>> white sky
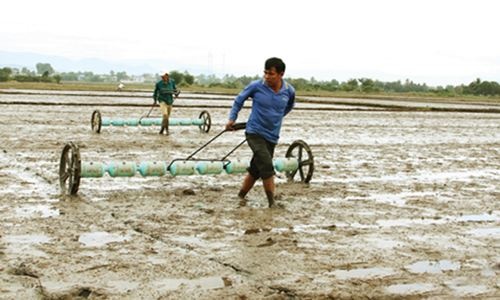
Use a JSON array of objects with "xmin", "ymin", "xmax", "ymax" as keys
[{"xmin": 1, "ymin": 0, "xmax": 499, "ymax": 86}]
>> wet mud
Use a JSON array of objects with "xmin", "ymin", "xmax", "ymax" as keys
[{"xmin": 0, "ymin": 91, "xmax": 499, "ymax": 299}]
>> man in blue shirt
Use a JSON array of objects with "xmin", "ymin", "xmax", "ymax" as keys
[{"xmin": 226, "ymin": 57, "xmax": 295, "ymax": 208}]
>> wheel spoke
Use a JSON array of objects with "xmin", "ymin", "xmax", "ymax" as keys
[
  {"xmin": 298, "ymin": 166, "xmax": 305, "ymax": 181},
  {"xmin": 300, "ymin": 158, "xmax": 313, "ymax": 166},
  {"xmin": 61, "ymin": 171, "xmax": 69, "ymax": 182}
]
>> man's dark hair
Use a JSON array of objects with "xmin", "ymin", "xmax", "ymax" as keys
[{"xmin": 265, "ymin": 57, "xmax": 286, "ymax": 73}]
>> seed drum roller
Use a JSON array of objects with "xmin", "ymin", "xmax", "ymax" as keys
[
  {"xmin": 91, "ymin": 109, "xmax": 212, "ymax": 134},
  {"xmin": 60, "ymin": 123, "xmax": 314, "ymax": 195}
]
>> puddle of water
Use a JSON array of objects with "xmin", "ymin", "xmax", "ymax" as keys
[
  {"xmin": 296, "ymin": 238, "xmax": 334, "ymax": 250},
  {"xmin": 270, "ymin": 224, "xmax": 339, "ymax": 235},
  {"xmin": 480, "ymin": 268, "xmax": 496, "ymax": 277},
  {"xmin": 43, "ymin": 278, "xmax": 140, "ymax": 294},
  {"xmin": 369, "ymin": 193, "xmax": 406, "ymax": 206},
  {"xmin": 152, "ymin": 276, "xmax": 225, "ymax": 292},
  {"xmin": 78, "ymin": 231, "xmax": 130, "ymax": 247},
  {"xmin": 445, "ymin": 279, "xmax": 492, "ymax": 296},
  {"xmin": 385, "ymin": 283, "xmax": 436, "ymax": 295},
  {"xmin": 466, "ymin": 227, "xmax": 500, "ymax": 237},
  {"xmin": 457, "ymin": 213, "xmax": 499, "ymax": 222},
  {"xmin": 376, "ymin": 218, "xmax": 446, "ymax": 227},
  {"xmin": 320, "ymin": 197, "xmax": 343, "ymax": 203},
  {"xmin": 3, "ymin": 234, "xmax": 51, "ymax": 257},
  {"xmin": 292, "ymin": 224, "xmax": 331, "ymax": 234},
  {"xmin": 334, "ymin": 222, "xmax": 375, "ymax": 229},
  {"xmin": 328, "ymin": 267, "xmax": 396, "ymax": 280},
  {"xmin": 14, "ymin": 204, "xmax": 59, "ymax": 218},
  {"xmin": 406, "ymin": 260, "xmax": 460, "ymax": 274},
  {"xmin": 375, "ymin": 213, "xmax": 498, "ymax": 229},
  {"xmin": 331, "ymin": 169, "xmax": 499, "ymax": 185},
  {"xmin": 3, "ymin": 234, "xmax": 51, "ymax": 244}
]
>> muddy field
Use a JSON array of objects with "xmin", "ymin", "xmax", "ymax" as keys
[{"xmin": 0, "ymin": 90, "xmax": 499, "ymax": 299}]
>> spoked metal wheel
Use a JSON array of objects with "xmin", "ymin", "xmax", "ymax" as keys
[
  {"xmin": 91, "ymin": 110, "xmax": 102, "ymax": 133},
  {"xmin": 199, "ymin": 110, "xmax": 211, "ymax": 133},
  {"xmin": 285, "ymin": 140, "xmax": 314, "ymax": 183},
  {"xmin": 59, "ymin": 142, "xmax": 81, "ymax": 195}
]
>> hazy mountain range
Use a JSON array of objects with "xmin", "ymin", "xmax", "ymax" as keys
[{"xmin": 0, "ymin": 51, "xmax": 208, "ymax": 75}]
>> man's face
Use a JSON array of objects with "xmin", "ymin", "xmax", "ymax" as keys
[
  {"xmin": 264, "ymin": 67, "xmax": 283, "ymax": 88},
  {"xmin": 162, "ymin": 74, "xmax": 169, "ymax": 81}
]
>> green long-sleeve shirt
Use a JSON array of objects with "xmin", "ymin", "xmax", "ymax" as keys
[{"xmin": 153, "ymin": 79, "xmax": 177, "ymax": 105}]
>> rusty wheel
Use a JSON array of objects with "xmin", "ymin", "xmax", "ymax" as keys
[
  {"xmin": 285, "ymin": 140, "xmax": 314, "ymax": 183},
  {"xmin": 91, "ymin": 110, "xmax": 102, "ymax": 133},
  {"xmin": 199, "ymin": 110, "xmax": 211, "ymax": 133},
  {"xmin": 59, "ymin": 142, "xmax": 81, "ymax": 195}
]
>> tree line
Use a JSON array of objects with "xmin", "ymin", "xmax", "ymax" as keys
[{"xmin": 1, "ymin": 63, "xmax": 499, "ymax": 96}]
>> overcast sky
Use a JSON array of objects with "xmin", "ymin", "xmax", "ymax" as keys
[{"xmin": 1, "ymin": 0, "xmax": 499, "ymax": 86}]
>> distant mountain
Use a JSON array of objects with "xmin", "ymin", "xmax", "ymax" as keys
[{"xmin": 0, "ymin": 51, "xmax": 209, "ymax": 75}]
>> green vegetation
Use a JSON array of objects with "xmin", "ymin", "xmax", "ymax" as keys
[{"xmin": 1, "ymin": 63, "xmax": 500, "ymax": 103}]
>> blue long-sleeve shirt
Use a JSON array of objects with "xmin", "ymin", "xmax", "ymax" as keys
[{"xmin": 229, "ymin": 79, "xmax": 295, "ymax": 144}]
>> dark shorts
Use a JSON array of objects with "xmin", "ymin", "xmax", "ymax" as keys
[{"xmin": 245, "ymin": 133, "xmax": 276, "ymax": 180}]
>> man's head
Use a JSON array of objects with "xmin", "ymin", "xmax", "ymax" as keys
[
  {"xmin": 265, "ymin": 57, "xmax": 286, "ymax": 74},
  {"xmin": 161, "ymin": 72, "xmax": 169, "ymax": 81},
  {"xmin": 264, "ymin": 57, "xmax": 285, "ymax": 89}
]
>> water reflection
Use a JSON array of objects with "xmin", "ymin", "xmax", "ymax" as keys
[
  {"xmin": 152, "ymin": 276, "xmax": 225, "ymax": 292},
  {"xmin": 406, "ymin": 260, "xmax": 460, "ymax": 274},
  {"xmin": 79, "ymin": 231, "xmax": 130, "ymax": 247},
  {"xmin": 385, "ymin": 283, "xmax": 436, "ymax": 295}
]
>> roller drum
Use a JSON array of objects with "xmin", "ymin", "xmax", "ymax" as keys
[
  {"xmin": 225, "ymin": 160, "xmax": 250, "ymax": 174},
  {"xmin": 138, "ymin": 161, "xmax": 167, "ymax": 177},
  {"xmin": 195, "ymin": 161, "xmax": 224, "ymax": 175},
  {"xmin": 111, "ymin": 119, "xmax": 125, "ymax": 126},
  {"xmin": 274, "ymin": 158, "xmax": 299, "ymax": 172},
  {"xmin": 125, "ymin": 118, "xmax": 140, "ymax": 126},
  {"xmin": 81, "ymin": 162, "xmax": 106, "ymax": 178},
  {"xmin": 191, "ymin": 118, "xmax": 204, "ymax": 126},
  {"xmin": 169, "ymin": 161, "xmax": 195, "ymax": 176},
  {"xmin": 179, "ymin": 118, "xmax": 193, "ymax": 125},
  {"xmin": 107, "ymin": 161, "xmax": 137, "ymax": 177},
  {"xmin": 169, "ymin": 118, "xmax": 180, "ymax": 125},
  {"xmin": 139, "ymin": 118, "xmax": 155, "ymax": 126},
  {"xmin": 101, "ymin": 118, "xmax": 111, "ymax": 126}
]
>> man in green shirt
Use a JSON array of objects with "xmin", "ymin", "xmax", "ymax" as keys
[{"xmin": 153, "ymin": 72, "xmax": 179, "ymax": 135}]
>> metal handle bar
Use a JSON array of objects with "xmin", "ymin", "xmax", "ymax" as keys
[{"xmin": 183, "ymin": 122, "xmax": 246, "ymax": 160}]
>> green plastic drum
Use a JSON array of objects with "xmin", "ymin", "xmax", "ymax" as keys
[
  {"xmin": 139, "ymin": 118, "xmax": 155, "ymax": 126},
  {"xmin": 125, "ymin": 118, "xmax": 140, "ymax": 126},
  {"xmin": 191, "ymin": 118, "xmax": 204, "ymax": 126},
  {"xmin": 273, "ymin": 158, "xmax": 299, "ymax": 172},
  {"xmin": 107, "ymin": 161, "xmax": 137, "ymax": 177},
  {"xmin": 225, "ymin": 160, "xmax": 249, "ymax": 174},
  {"xmin": 101, "ymin": 118, "xmax": 111, "ymax": 126},
  {"xmin": 169, "ymin": 161, "xmax": 195, "ymax": 176},
  {"xmin": 138, "ymin": 161, "xmax": 167, "ymax": 177},
  {"xmin": 179, "ymin": 118, "xmax": 193, "ymax": 125},
  {"xmin": 169, "ymin": 118, "xmax": 180, "ymax": 126},
  {"xmin": 111, "ymin": 119, "xmax": 125, "ymax": 126},
  {"xmin": 195, "ymin": 161, "xmax": 224, "ymax": 175},
  {"xmin": 81, "ymin": 162, "xmax": 106, "ymax": 178}
]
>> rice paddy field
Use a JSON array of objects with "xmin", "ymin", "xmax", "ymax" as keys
[{"xmin": 0, "ymin": 89, "xmax": 498, "ymax": 299}]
